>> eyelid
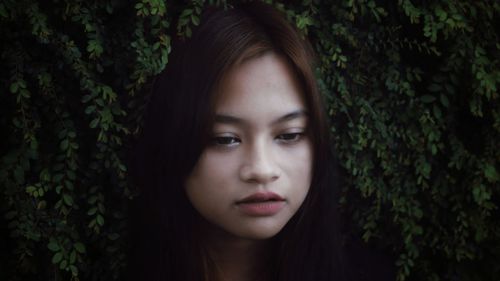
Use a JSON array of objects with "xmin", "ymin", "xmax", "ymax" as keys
[
  {"xmin": 210, "ymin": 133, "xmax": 241, "ymax": 148},
  {"xmin": 275, "ymin": 128, "xmax": 307, "ymax": 144}
]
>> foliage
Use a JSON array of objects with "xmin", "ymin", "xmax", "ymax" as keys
[{"xmin": 0, "ymin": 0, "xmax": 498, "ymax": 281}]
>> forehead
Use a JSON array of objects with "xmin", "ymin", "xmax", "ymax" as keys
[{"xmin": 214, "ymin": 52, "xmax": 306, "ymax": 119}]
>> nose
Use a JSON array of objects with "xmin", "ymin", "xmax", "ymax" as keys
[{"xmin": 239, "ymin": 141, "xmax": 280, "ymax": 184}]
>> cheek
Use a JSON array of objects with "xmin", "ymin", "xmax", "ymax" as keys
[
  {"xmin": 282, "ymin": 141, "xmax": 313, "ymax": 203},
  {"xmin": 189, "ymin": 151, "xmax": 239, "ymax": 184},
  {"xmin": 184, "ymin": 151, "xmax": 238, "ymax": 209},
  {"xmin": 283, "ymin": 142, "xmax": 313, "ymax": 180}
]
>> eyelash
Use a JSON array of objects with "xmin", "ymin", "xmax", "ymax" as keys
[
  {"xmin": 211, "ymin": 132, "xmax": 305, "ymax": 148},
  {"xmin": 212, "ymin": 136, "xmax": 241, "ymax": 147},
  {"xmin": 276, "ymin": 132, "xmax": 304, "ymax": 143}
]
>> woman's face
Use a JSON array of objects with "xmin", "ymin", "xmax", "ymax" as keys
[{"xmin": 185, "ymin": 52, "xmax": 313, "ymax": 240}]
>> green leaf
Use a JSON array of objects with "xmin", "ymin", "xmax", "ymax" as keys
[
  {"xmin": 70, "ymin": 250, "xmax": 77, "ymax": 264},
  {"xmin": 67, "ymin": 170, "xmax": 76, "ymax": 180},
  {"xmin": 87, "ymin": 207, "xmax": 97, "ymax": 216},
  {"xmin": 101, "ymin": 85, "xmax": 116, "ymax": 101},
  {"xmin": 69, "ymin": 265, "xmax": 78, "ymax": 276},
  {"xmin": 85, "ymin": 105, "xmax": 96, "ymax": 114},
  {"xmin": 63, "ymin": 194, "xmax": 74, "ymax": 206},
  {"xmin": 96, "ymin": 214, "xmax": 104, "ymax": 226},
  {"xmin": 484, "ymin": 164, "xmax": 499, "ymax": 183},
  {"xmin": 82, "ymin": 94, "xmax": 93, "ymax": 103},
  {"xmin": 13, "ymin": 166, "xmax": 25, "ymax": 184},
  {"xmin": 0, "ymin": 4, "xmax": 8, "ymax": 18},
  {"xmin": 74, "ymin": 242, "xmax": 86, "ymax": 254},
  {"xmin": 60, "ymin": 139, "xmax": 69, "ymax": 150},
  {"xmin": 10, "ymin": 82, "xmax": 19, "ymax": 93},
  {"xmin": 440, "ymin": 94, "xmax": 450, "ymax": 108},
  {"xmin": 413, "ymin": 225, "xmax": 423, "ymax": 235},
  {"xmin": 108, "ymin": 233, "xmax": 120, "ymax": 240},
  {"xmin": 421, "ymin": 95, "xmax": 436, "ymax": 103},
  {"xmin": 48, "ymin": 241, "xmax": 60, "ymax": 252},
  {"xmin": 53, "ymin": 173, "xmax": 64, "ymax": 182},
  {"xmin": 26, "ymin": 186, "xmax": 37, "ymax": 194},
  {"xmin": 191, "ymin": 15, "xmax": 200, "ymax": 26},
  {"xmin": 413, "ymin": 208, "xmax": 423, "ymax": 219},
  {"xmin": 473, "ymin": 184, "xmax": 491, "ymax": 205},
  {"xmin": 89, "ymin": 118, "xmax": 100, "ymax": 128},
  {"xmin": 52, "ymin": 252, "xmax": 63, "ymax": 264}
]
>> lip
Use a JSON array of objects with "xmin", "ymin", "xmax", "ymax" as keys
[{"xmin": 236, "ymin": 192, "xmax": 285, "ymax": 216}]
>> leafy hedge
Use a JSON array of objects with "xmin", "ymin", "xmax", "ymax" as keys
[{"xmin": 1, "ymin": 0, "xmax": 498, "ymax": 281}]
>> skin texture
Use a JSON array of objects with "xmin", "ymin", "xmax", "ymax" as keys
[{"xmin": 184, "ymin": 52, "xmax": 313, "ymax": 280}]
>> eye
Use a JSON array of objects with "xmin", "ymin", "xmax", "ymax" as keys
[
  {"xmin": 276, "ymin": 132, "xmax": 304, "ymax": 143},
  {"xmin": 211, "ymin": 136, "xmax": 241, "ymax": 147}
]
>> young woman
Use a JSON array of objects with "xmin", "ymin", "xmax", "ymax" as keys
[{"xmin": 130, "ymin": 2, "xmax": 345, "ymax": 280}]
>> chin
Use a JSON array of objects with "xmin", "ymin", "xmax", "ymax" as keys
[{"xmin": 230, "ymin": 221, "xmax": 288, "ymax": 240}]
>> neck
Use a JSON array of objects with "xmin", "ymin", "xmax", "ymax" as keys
[{"xmin": 202, "ymin": 224, "xmax": 272, "ymax": 281}]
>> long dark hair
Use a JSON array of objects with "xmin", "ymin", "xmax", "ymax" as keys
[{"xmin": 129, "ymin": 2, "xmax": 344, "ymax": 280}]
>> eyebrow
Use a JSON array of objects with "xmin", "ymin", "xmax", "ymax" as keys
[{"xmin": 214, "ymin": 109, "xmax": 308, "ymax": 126}]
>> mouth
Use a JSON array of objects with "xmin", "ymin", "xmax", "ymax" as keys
[
  {"xmin": 236, "ymin": 192, "xmax": 285, "ymax": 204},
  {"xmin": 236, "ymin": 192, "xmax": 285, "ymax": 216}
]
